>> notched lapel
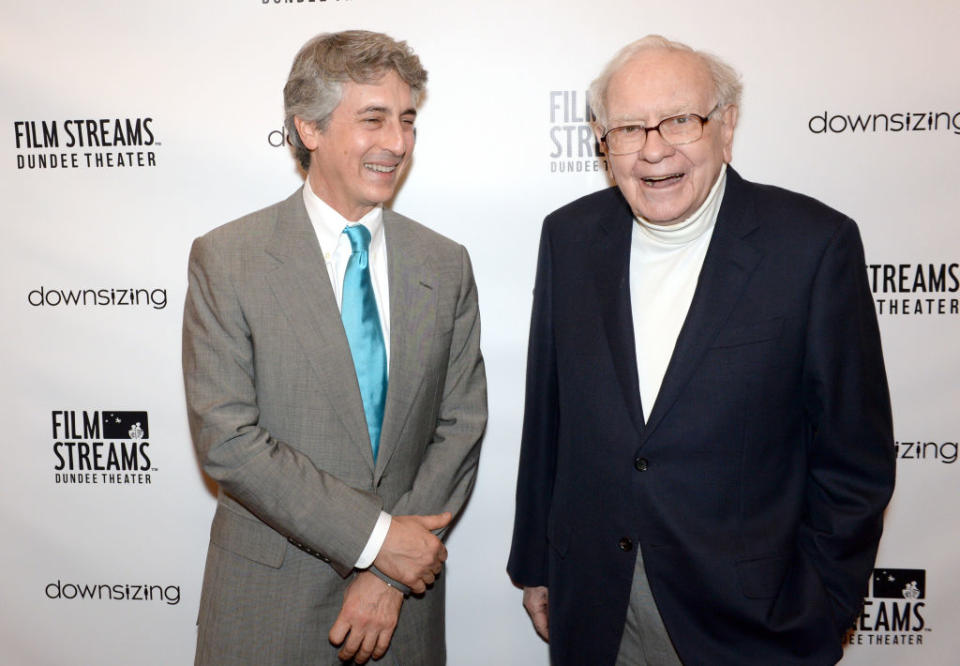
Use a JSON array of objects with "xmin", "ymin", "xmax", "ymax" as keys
[
  {"xmin": 641, "ymin": 174, "xmax": 763, "ymax": 441},
  {"xmin": 264, "ymin": 191, "xmax": 375, "ymax": 469},
  {"xmin": 594, "ymin": 209, "xmax": 645, "ymax": 437},
  {"xmin": 375, "ymin": 212, "xmax": 438, "ymax": 477}
]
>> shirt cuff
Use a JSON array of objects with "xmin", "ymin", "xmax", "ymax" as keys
[{"xmin": 354, "ymin": 511, "xmax": 391, "ymax": 569}]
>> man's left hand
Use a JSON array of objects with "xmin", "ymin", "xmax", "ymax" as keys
[
  {"xmin": 329, "ymin": 570, "xmax": 404, "ymax": 664},
  {"xmin": 523, "ymin": 585, "xmax": 550, "ymax": 641}
]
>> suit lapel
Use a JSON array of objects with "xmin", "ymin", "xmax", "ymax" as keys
[
  {"xmin": 263, "ymin": 189, "xmax": 375, "ymax": 469},
  {"xmin": 374, "ymin": 210, "xmax": 438, "ymax": 478},
  {"xmin": 592, "ymin": 193, "xmax": 645, "ymax": 437},
  {"xmin": 641, "ymin": 169, "xmax": 763, "ymax": 442}
]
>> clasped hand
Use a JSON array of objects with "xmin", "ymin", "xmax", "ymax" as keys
[
  {"xmin": 328, "ymin": 512, "xmax": 452, "ymax": 663},
  {"xmin": 373, "ymin": 512, "xmax": 451, "ymax": 594}
]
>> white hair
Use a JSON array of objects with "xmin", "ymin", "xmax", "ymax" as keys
[{"xmin": 588, "ymin": 35, "xmax": 742, "ymax": 130}]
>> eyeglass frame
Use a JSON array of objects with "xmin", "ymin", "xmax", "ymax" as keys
[{"xmin": 600, "ymin": 104, "xmax": 722, "ymax": 155}]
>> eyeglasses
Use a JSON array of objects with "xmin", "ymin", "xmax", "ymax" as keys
[{"xmin": 600, "ymin": 105, "xmax": 720, "ymax": 155}]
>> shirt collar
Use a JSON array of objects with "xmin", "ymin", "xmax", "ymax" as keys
[{"xmin": 301, "ymin": 183, "xmax": 384, "ymax": 256}]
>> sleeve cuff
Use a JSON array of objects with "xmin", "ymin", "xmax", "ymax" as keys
[{"xmin": 354, "ymin": 510, "xmax": 391, "ymax": 569}]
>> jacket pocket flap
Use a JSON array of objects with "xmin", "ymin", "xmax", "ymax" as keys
[
  {"xmin": 735, "ymin": 554, "xmax": 790, "ymax": 599},
  {"xmin": 210, "ymin": 505, "xmax": 287, "ymax": 569}
]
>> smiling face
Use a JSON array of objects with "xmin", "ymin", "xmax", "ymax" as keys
[
  {"xmin": 295, "ymin": 70, "xmax": 416, "ymax": 221},
  {"xmin": 598, "ymin": 48, "xmax": 737, "ymax": 226}
]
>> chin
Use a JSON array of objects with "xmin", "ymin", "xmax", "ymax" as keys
[
  {"xmin": 647, "ymin": 197, "xmax": 697, "ymax": 222},
  {"xmin": 364, "ymin": 188, "xmax": 395, "ymax": 204},
  {"xmin": 636, "ymin": 208, "xmax": 682, "ymax": 225}
]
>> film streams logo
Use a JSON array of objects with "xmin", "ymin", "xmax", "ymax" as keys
[
  {"xmin": 28, "ymin": 286, "xmax": 167, "ymax": 310},
  {"xmin": 51, "ymin": 410, "xmax": 154, "ymax": 486},
  {"xmin": 45, "ymin": 580, "xmax": 180, "ymax": 605},
  {"xmin": 867, "ymin": 263, "xmax": 960, "ymax": 316},
  {"xmin": 845, "ymin": 569, "xmax": 929, "ymax": 647},
  {"xmin": 549, "ymin": 91, "xmax": 608, "ymax": 174},
  {"xmin": 809, "ymin": 110, "xmax": 960, "ymax": 135},
  {"xmin": 13, "ymin": 118, "xmax": 158, "ymax": 170}
]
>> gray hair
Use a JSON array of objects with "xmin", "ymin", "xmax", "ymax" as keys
[
  {"xmin": 588, "ymin": 35, "xmax": 742, "ymax": 130},
  {"xmin": 283, "ymin": 30, "xmax": 428, "ymax": 170}
]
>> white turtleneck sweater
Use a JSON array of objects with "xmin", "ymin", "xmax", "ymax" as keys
[{"xmin": 630, "ymin": 164, "xmax": 727, "ymax": 422}]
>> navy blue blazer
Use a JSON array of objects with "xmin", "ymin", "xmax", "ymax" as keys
[{"xmin": 508, "ymin": 168, "xmax": 895, "ymax": 665}]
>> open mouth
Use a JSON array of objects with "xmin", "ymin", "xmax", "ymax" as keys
[{"xmin": 641, "ymin": 173, "xmax": 684, "ymax": 186}]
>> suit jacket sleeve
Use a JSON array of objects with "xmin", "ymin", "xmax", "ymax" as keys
[
  {"xmin": 183, "ymin": 233, "xmax": 383, "ymax": 575},
  {"xmin": 800, "ymin": 217, "xmax": 895, "ymax": 632},
  {"xmin": 507, "ymin": 221, "xmax": 558, "ymax": 587},
  {"xmin": 386, "ymin": 244, "xmax": 487, "ymax": 528}
]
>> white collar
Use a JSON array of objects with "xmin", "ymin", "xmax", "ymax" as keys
[{"xmin": 302, "ymin": 183, "xmax": 384, "ymax": 255}]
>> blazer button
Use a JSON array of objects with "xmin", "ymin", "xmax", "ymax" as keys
[
  {"xmin": 634, "ymin": 457, "xmax": 649, "ymax": 472},
  {"xmin": 618, "ymin": 537, "xmax": 633, "ymax": 552}
]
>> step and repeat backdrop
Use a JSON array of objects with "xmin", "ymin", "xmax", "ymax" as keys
[{"xmin": 2, "ymin": 1, "xmax": 957, "ymax": 663}]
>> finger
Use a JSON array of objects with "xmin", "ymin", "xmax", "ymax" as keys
[
  {"xmin": 529, "ymin": 607, "xmax": 549, "ymax": 640},
  {"xmin": 418, "ymin": 511, "xmax": 453, "ymax": 531},
  {"xmin": 338, "ymin": 629, "xmax": 363, "ymax": 662},
  {"xmin": 372, "ymin": 622, "xmax": 397, "ymax": 660},
  {"xmin": 534, "ymin": 613, "xmax": 549, "ymax": 641},
  {"xmin": 438, "ymin": 543, "xmax": 448, "ymax": 563},
  {"xmin": 353, "ymin": 629, "xmax": 379, "ymax": 664},
  {"xmin": 409, "ymin": 578, "xmax": 426, "ymax": 594},
  {"xmin": 422, "ymin": 571, "xmax": 435, "ymax": 586},
  {"xmin": 328, "ymin": 617, "xmax": 350, "ymax": 646}
]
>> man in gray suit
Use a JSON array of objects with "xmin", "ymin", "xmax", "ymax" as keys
[{"xmin": 183, "ymin": 31, "xmax": 486, "ymax": 665}]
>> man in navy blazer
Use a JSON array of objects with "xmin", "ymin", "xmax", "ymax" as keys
[{"xmin": 508, "ymin": 35, "xmax": 895, "ymax": 665}]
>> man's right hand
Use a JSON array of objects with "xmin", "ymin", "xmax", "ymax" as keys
[
  {"xmin": 373, "ymin": 512, "xmax": 452, "ymax": 594},
  {"xmin": 523, "ymin": 586, "xmax": 550, "ymax": 641},
  {"xmin": 329, "ymin": 571, "xmax": 404, "ymax": 664}
]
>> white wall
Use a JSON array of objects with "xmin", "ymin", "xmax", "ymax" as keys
[{"xmin": 2, "ymin": 0, "xmax": 957, "ymax": 662}]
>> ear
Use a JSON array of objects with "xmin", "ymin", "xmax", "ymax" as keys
[
  {"xmin": 293, "ymin": 116, "xmax": 322, "ymax": 151},
  {"xmin": 592, "ymin": 123, "xmax": 605, "ymax": 146},
  {"xmin": 720, "ymin": 104, "xmax": 738, "ymax": 163}
]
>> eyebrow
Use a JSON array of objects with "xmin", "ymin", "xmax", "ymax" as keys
[
  {"xmin": 610, "ymin": 108, "xmax": 691, "ymax": 125},
  {"xmin": 357, "ymin": 105, "xmax": 418, "ymax": 118}
]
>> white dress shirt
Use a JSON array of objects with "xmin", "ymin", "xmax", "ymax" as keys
[
  {"xmin": 630, "ymin": 164, "xmax": 727, "ymax": 422},
  {"xmin": 302, "ymin": 184, "xmax": 392, "ymax": 569}
]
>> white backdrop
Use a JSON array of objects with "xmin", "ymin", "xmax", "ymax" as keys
[{"xmin": 2, "ymin": 0, "xmax": 958, "ymax": 663}]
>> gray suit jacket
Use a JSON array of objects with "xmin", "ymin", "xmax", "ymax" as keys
[{"xmin": 183, "ymin": 189, "xmax": 487, "ymax": 665}]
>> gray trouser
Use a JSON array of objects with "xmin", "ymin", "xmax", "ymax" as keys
[{"xmin": 614, "ymin": 547, "xmax": 683, "ymax": 666}]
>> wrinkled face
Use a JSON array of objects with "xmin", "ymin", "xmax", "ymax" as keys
[
  {"xmin": 296, "ymin": 70, "xmax": 416, "ymax": 221},
  {"xmin": 598, "ymin": 49, "xmax": 737, "ymax": 226}
]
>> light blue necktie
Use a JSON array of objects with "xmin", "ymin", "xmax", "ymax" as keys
[{"xmin": 341, "ymin": 224, "xmax": 388, "ymax": 461}]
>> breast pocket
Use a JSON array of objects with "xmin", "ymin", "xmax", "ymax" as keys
[{"xmin": 710, "ymin": 318, "xmax": 783, "ymax": 349}]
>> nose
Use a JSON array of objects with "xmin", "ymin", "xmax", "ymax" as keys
[
  {"xmin": 639, "ymin": 126, "xmax": 675, "ymax": 162},
  {"xmin": 381, "ymin": 118, "xmax": 408, "ymax": 155}
]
